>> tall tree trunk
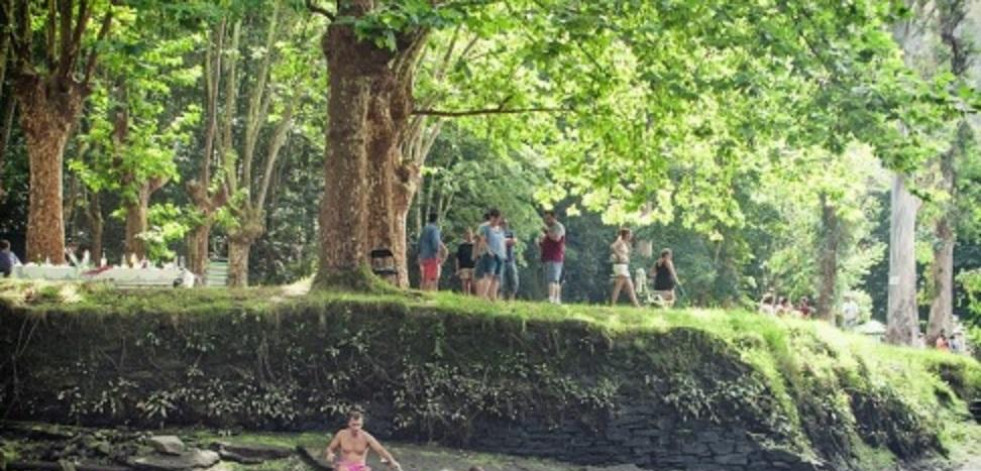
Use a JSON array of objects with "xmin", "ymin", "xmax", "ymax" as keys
[
  {"xmin": 188, "ymin": 224, "xmax": 210, "ymax": 279},
  {"xmin": 313, "ymin": 1, "xmax": 424, "ymax": 290},
  {"xmin": 314, "ymin": 23, "xmax": 376, "ymax": 289},
  {"xmin": 13, "ymin": 77, "xmax": 83, "ymax": 264},
  {"xmin": 927, "ymin": 213, "xmax": 954, "ymax": 344},
  {"xmin": 186, "ymin": 19, "xmax": 229, "ymax": 279},
  {"xmin": 927, "ymin": 1, "xmax": 967, "ymax": 346},
  {"xmin": 123, "ymin": 186, "xmax": 150, "ymax": 259},
  {"xmin": 227, "ymin": 238, "xmax": 251, "ymax": 288},
  {"xmin": 816, "ymin": 192, "xmax": 839, "ymax": 321},
  {"xmin": 926, "ymin": 139, "xmax": 958, "ymax": 345},
  {"xmin": 84, "ymin": 189, "xmax": 103, "ymax": 263},
  {"xmin": 0, "ymin": 98, "xmax": 15, "ymax": 200},
  {"xmin": 226, "ymin": 212, "xmax": 263, "ymax": 287},
  {"xmin": 886, "ymin": 174, "xmax": 921, "ymax": 346}
]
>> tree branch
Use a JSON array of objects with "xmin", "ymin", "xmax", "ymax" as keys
[
  {"xmin": 412, "ymin": 106, "xmax": 569, "ymax": 117},
  {"xmin": 305, "ymin": 0, "xmax": 334, "ymax": 21},
  {"xmin": 82, "ymin": 3, "xmax": 113, "ymax": 86}
]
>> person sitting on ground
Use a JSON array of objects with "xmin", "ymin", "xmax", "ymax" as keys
[
  {"xmin": 0, "ymin": 239, "xmax": 18, "ymax": 278},
  {"xmin": 950, "ymin": 331, "xmax": 964, "ymax": 354},
  {"xmin": 455, "ymin": 229, "xmax": 476, "ymax": 296},
  {"xmin": 418, "ymin": 213, "xmax": 444, "ymax": 291},
  {"xmin": 610, "ymin": 228, "xmax": 640, "ymax": 307},
  {"xmin": 324, "ymin": 410, "xmax": 401, "ymax": 471},
  {"xmin": 759, "ymin": 292, "xmax": 777, "ymax": 316},
  {"xmin": 797, "ymin": 296, "xmax": 812, "ymax": 319},
  {"xmin": 775, "ymin": 297, "xmax": 792, "ymax": 316},
  {"xmin": 651, "ymin": 248, "xmax": 679, "ymax": 308},
  {"xmin": 935, "ymin": 330, "xmax": 950, "ymax": 352}
]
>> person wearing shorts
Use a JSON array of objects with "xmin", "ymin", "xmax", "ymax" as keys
[
  {"xmin": 539, "ymin": 211, "xmax": 566, "ymax": 304},
  {"xmin": 455, "ymin": 229, "xmax": 476, "ymax": 295},
  {"xmin": 476, "ymin": 208, "xmax": 506, "ymax": 301},
  {"xmin": 325, "ymin": 410, "xmax": 401, "ymax": 471},
  {"xmin": 418, "ymin": 213, "xmax": 444, "ymax": 291},
  {"xmin": 609, "ymin": 228, "xmax": 639, "ymax": 307}
]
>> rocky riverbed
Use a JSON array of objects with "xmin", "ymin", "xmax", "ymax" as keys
[
  {"xmin": 0, "ymin": 422, "xmax": 652, "ymax": 471},
  {"xmin": 2, "ymin": 422, "xmax": 980, "ymax": 471}
]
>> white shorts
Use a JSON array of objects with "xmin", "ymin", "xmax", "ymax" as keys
[{"xmin": 612, "ymin": 263, "xmax": 630, "ymax": 277}]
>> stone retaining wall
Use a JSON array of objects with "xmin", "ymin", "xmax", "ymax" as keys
[{"xmin": 1, "ymin": 300, "xmax": 970, "ymax": 471}]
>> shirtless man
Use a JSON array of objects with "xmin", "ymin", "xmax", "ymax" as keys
[{"xmin": 324, "ymin": 411, "xmax": 401, "ymax": 471}]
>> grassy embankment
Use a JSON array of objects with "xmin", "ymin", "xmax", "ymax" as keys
[{"xmin": 1, "ymin": 279, "xmax": 979, "ymax": 470}]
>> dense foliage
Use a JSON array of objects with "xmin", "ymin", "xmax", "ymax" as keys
[{"xmin": 0, "ymin": 0, "xmax": 980, "ymax": 330}]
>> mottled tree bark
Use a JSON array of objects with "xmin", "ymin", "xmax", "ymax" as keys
[
  {"xmin": 84, "ymin": 189, "xmax": 103, "ymax": 263},
  {"xmin": 123, "ymin": 188, "xmax": 149, "ymax": 259},
  {"xmin": 927, "ymin": 4, "xmax": 967, "ymax": 346},
  {"xmin": 13, "ymin": 76, "xmax": 81, "ymax": 263},
  {"xmin": 313, "ymin": 0, "xmax": 426, "ymax": 290},
  {"xmin": 6, "ymin": 0, "xmax": 113, "ymax": 263},
  {"xmin": 816, "ymin": 192, "xmax": 839, "ymax": 321},
  {"xmin": 886, "ymin": 174, "xmax": 921, "ymax": 346}
]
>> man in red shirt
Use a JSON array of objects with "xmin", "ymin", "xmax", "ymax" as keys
[{"xmin": 539, "ymin": 211, "xmax": 566, "ymax": 304}]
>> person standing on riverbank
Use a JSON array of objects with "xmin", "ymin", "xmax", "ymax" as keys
[
  {"xmin": 455, "ymin": 229, "xmax": 476, "ymax": 295},
  {"xmin": 418, "ymin": 213, "xmax": 445, "ymax": 291},
  {"xmin": 610, "ymin": 228, "xmax": 640, "ymax": 307},
  {"xmin": 540, "ymin": 210, "xmax": 566, "ymax": 304},
  {"xmin": 325, "ymin": 410, "xmax": 402, "ymax": 471}
]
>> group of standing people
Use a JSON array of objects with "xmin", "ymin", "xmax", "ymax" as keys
[
  {"xmin": 417, "ymin": 209, "xmax": 567, "ymax": 303},
  {"xmin": 418, "ymin": 212, "xmax": 683, "ymax": 308}
]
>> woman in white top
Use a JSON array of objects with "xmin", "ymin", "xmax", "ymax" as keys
[{"xmin": 610, "ymin": 228, "xmax": 640, "ymax": 307}]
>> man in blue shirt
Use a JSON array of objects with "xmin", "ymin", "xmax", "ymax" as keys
[
  {"xmin": 418, "ymin": 214, "xmax": 446, "ymax": 291},
  {"xmin": 475, "ymin": 208, "xmax": 506, "ymax": 301}
]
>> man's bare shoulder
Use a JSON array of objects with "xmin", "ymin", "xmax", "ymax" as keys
[{"xmin": 334, "ymin": 429, "xmax": 351, "ymax": 439}]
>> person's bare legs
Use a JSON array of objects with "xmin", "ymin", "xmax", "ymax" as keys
[
  {"xmin": 611, "ymin": 277, "xmax": 625, "ymax": 305},
  {"xmin": 548, "ymin": 282, "xmax": 562, "ymax": 304},
  {"xmin": 463, "ymin": 279, "xmax": 472, "ymax": 295},
  {"xmin": 476, "ymin": 277, "xmax": 490, "ymax": 299},
  {"xmin": 624, "ymin": 279, "xmax": 640, "ymax": 307},
  {"xmin": 488, "ymin": 278, "xmax": 500, "ymax": 302}
]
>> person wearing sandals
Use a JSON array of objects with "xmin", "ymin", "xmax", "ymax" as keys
[{"xmin": 610, "ymin": 228, "xmax": 640, "ymax": 307}]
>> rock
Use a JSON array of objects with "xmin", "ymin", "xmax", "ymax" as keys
[
  {"xmin": 215, "ymin": 450, "xmax": 263, "ymax": 465},
  {"xmin": 126, "ymin": 449, "xmax": 219, "ymax": 471},
  {"xmin": 211, "ymin": 442, "xmax": 292, "ymax": 460},
  {"xmin": 0, "ymin": 423, "xmax": 76, "ymax": 441},
  {"xmin": 584, "ymin": 465, "xmax": 645, "ymax": 471},
  {"xmin": 147, "ymin": 437, "xmax": 185, "ymax": 456},
  {"xmin": 296, "ymin": 446, "xmax": 333, "ymax": 471},
  {"xmin": 93, "ymin": 442, "xmax": 111, "ymax": 457}
]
